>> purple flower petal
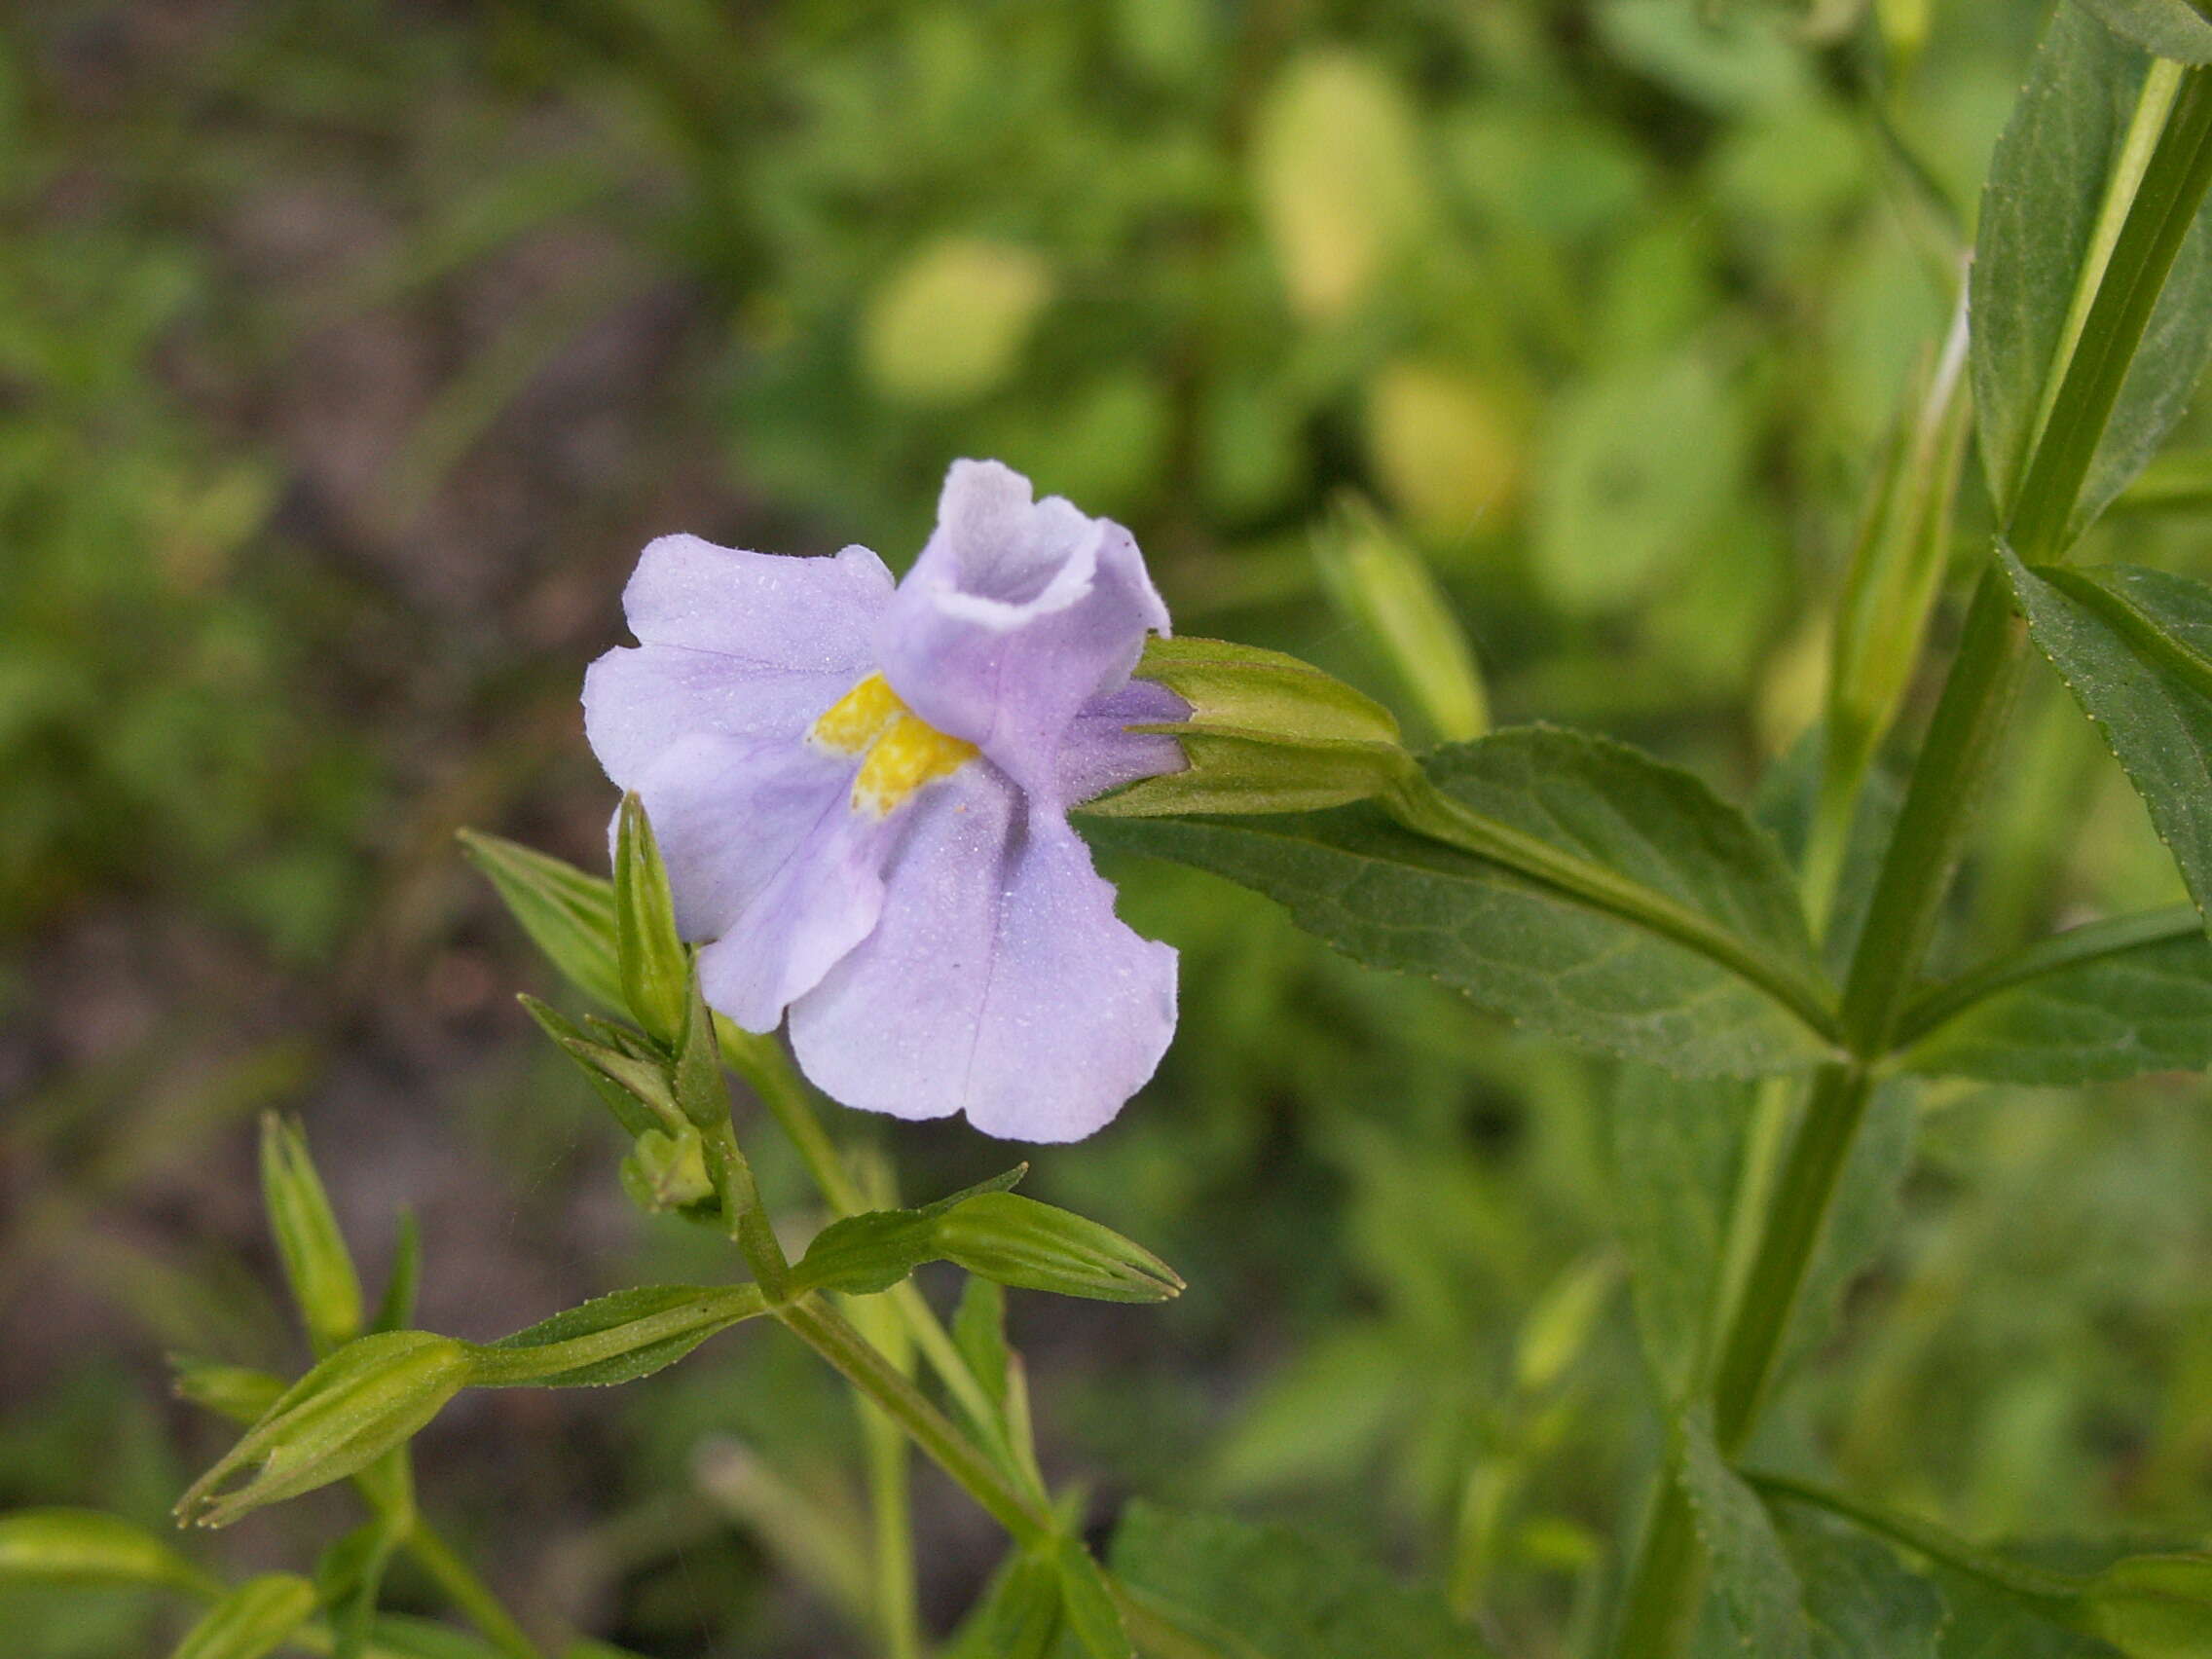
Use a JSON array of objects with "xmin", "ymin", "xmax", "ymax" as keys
[
  {"xmin": 788, "ymin": 767, "xmax": 1177, "ymax": 1141},
  {"xmin": 874, "ymin": 461, "xmax": 1169, "ymax": 802},
  {"xmin": 585, "ymin": 537, "xmax": 893, "ymax": 787},
  {"xmin": 631, "ymin": 733, "xmax": 896, "ymax": 1031}
]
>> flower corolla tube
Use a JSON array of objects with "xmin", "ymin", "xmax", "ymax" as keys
[{"xmin": 583, "ymin": 460, "xmax": 1186, "ymax": 1142}]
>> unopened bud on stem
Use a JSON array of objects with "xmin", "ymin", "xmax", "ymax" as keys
[{"xmin": 1084, "ymin": 635, "xmax": 1412, "ymax": 817}]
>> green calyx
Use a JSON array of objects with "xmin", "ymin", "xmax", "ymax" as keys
[{"xmin": 1084, "ymin": 634, "xmax": 1412, "ymax": 818}]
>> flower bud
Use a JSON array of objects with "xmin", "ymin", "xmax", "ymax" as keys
[
  {"xmin": 615, "ymin": 793, "xmax": 690, "ymax": 1045},
  {"xmin": 2078, "ymin": 1554, "xmax": 2212, "ymax": 1659},
  {"xmin": 176, "ymin": 1331, "xmax": 473, "ymax": 1529},
  {"xmin": 620, "ymin": 1125, "xmax": 717, "ymax": 1213},
  {"xmin": 259, "ymin": 1114, "xmax": 363, "ymax": 1356},
  {"xmin": 0, "ymin": 1508, "xmax": 213, "ymax": 1596},
  {"xmin": 932, "ymin": 1192, "xmax": 1184, "ymax": 1304},
  {"xmin": 1085, "ymin": 635, "xmax": 1411, "ymax": 817},
  {"xmin": 171, "ymin": 1573, "xmax": 317, "ymax": 1659}
]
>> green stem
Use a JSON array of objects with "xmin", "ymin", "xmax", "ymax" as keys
[
  {"xmin": 1710, "ymin": 1064, "xmax": 1875, "ymax": 1453},
  {"xmin": 718, "ymin": 1018, "xmax": 1042, "ymax": 1495},
  {"xmin": 845, "ymin": 1291, "xmax": 923, "ymax": 1659},
  {"xmin": 860, "ymin": 1404, "xmax": 920, "ymax": 1659},
  {"xmin": 404, "ymin": 1520, "xmax": 549, "ymax": 1659},
  {"xmin": 700, "ymin": 1118, "xmax": 792, "ymax": 1298},
  {"xmin": 776, "ymin": 1293, "xmax": 1054, "ymax": 1546},
  {"xmin": 1608, "ymin": 1477, "xmax": 1707, "ymax": 1659},
  {"xmin": 1382, "ymin": 772, "xmax": 1843, "ymax": 1048},
  {"xmin": 1895, "ymin": 903, "xmax": 2201, "ymax": 1047},
  {"xmin": 1837, "ymin": 574, "xmax": 2028, "ymax": 1053}
]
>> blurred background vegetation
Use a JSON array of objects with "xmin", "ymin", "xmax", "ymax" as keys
[{"xmin": 4, "ymin": 1, "xmax": 2210, "ymax": 1655}]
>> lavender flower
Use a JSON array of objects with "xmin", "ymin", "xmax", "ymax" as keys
[{"xmin": 583, "ymin": 461, "xmax": 1185, "ymax": 1142}]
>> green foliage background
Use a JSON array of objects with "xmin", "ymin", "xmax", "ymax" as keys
[{"xmin": 2, "ymin": 1, "xmax": 2209, "ymax": 1654}]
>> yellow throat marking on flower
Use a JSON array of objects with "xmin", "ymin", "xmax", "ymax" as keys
[{"xmin": 809, "ymin": 672, "xmax": 978, "ymax": 818}]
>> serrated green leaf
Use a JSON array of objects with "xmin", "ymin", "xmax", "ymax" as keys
[
  {"xmin": 1972, "ymin": 6, "xmax": 2212, "ymax": 537},
  {"xmin": 1106, "ymin": 1501, "xmax": 1495, "ymax": 1658},
  {"xmin": 1774, "ymin": 1509, "xmax": 1946, "ymax": 1659},
  {"xmin": 457, "ymin": 830, "xmax": 622, "ymax": 1012},
  {"xmin": 2080, "ymin": 0, "xmax": 2212, "ymax": 65},
  {"xmin": 1677, "ymin": 1416, "xmax": 1811, "ymax": 1659},
  {"xmin": 169, "ymin": 1573, "xmax": 316, "ymax": 1659},
  {"xmin": 1901, "ymin": 907, "xmax": 2212, "ymax": 1083},
  {"xmin": 2004, "ymin": 555, "xmax": 2212, "ymax": 919},
  {"xmin": 1090, "ymin": 728, "xmax": 1829, "ymax": 1077},
  {"xmin": 471, "ymin": 1284, "xmax": 766, "ymax": 1387}
]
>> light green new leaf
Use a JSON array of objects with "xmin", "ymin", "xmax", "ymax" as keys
[
  {"xmin": 2003, "ymin": 555, "xmax": 2212, "ymax": 919},
  {"xmin": 1775, "ymin": 1509, "xmax": 1946, "ymax": 1659},
  {"xmin": 1089, "ymin": 729, "xmax": 1830, "ymax": 1078},
  {"xmin": 1107, "ymin": 1501, "xmax": 1495, "ymax": 1658},
  {"xmin": 260, "ymin": 1113, "xmax": 363, "ymax": 1356},
  {"xmin": 2080, "ymin": 0, "xmax": 2212, "ymax": 65},
  {"xmin": 1901, "ymin": 907, "xmax": 2212, "ymax": 1083},
  {"xmin": 170, "ymin": 1573, "xmax": 317, "ymax": 1659},
  {"xmin": 1678, "ymin": 1417, "xmax": 1811, "ymax": 1659},
  {"xmin": 1972, "ymin": 5, "xmax": 2212, "ymax": 536},
  {"xmin": 0, "ymin": 1507, "xmax": 214, "ymax": 1596}
]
